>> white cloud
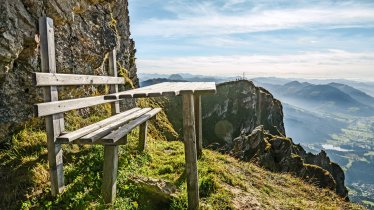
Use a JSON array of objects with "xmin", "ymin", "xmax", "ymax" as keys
[
  {"xmin": 133, "ymin": 6, "xmax": 374, "ymax": 37},
  {"xmin": 137, "ymin": 50, "xmax": 374, "ymax": 79}
]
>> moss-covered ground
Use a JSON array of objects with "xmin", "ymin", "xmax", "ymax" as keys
[
  {"xmin": 0, "ymin": 100, "xmax": 365, "ymax": 209},
  {"xmin": 0, "ymin": 126, "xmax": 364, "ymax": 209}
]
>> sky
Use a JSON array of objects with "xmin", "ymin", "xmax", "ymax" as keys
[{"xmin": 128, "ymin": 0, "xmax": 374, "ymax": 80}]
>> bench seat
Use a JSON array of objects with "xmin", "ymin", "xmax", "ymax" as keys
[{"xmin": 56, "ymin": 108, "xmax": 161, "ymax": 145}]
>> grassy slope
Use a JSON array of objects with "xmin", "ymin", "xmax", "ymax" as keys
[{"xmin": 0, "ymin": 100, "xmax": 364, "ymax": 209}]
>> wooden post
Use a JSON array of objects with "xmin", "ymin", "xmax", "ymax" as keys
[
  {"xmin": 39, "ymin": 16, "xmax": 65, "ymax": 196},
  {"xmin": 194, "ymin": 95, "xmax": 202, "ymax": 159},
  {"xmin": 102, "ymin": 49, "xmax": 120, "ymax": 203},
  {"xmin": 138, "ymin": 121, "xmax": 148, "ymax": 151},
  {"xmin": 182, "ymin": 94, "xmax": 199, "ymax": 210}
]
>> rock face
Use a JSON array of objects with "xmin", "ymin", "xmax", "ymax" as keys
[
  {"xmin": 0, "ymin": 0, "xmax": 138, "ymax": 145},
  {"xmin": 128, "ymin": 176, "xmax": 178, "ymax": 207},
  {"xmin": 201, "ymin": 80, "xmax": 285, "ymax": 146},
  {"xmin": 230, "ymin": 125, "xmax": 349, "ymax": 199}
]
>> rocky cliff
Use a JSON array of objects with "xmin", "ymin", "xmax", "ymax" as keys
[
  {"xmin": 0, "ymin": 0, "xmax": 138, "ymax": 146},
  {"xmin": 202, "ymin": 80, "xmax": 285, "ymax": 146},
  {"xmin": 230, "ymin": 125, "xmax": 349, "ymax": 199},
  {"xmin": 162, "ymin": 79, "xmax": 348, "ymax": 199}
]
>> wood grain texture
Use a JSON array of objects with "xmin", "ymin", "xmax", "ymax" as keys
[
  {"xmin": 138, "ymin": 121, "xmax": 148, "ymax": 151},
  {"xmin": 102, "ymin": 145, "xmax": 119, "ymax": 203},
  {"xmin": 56, "ymin": 108, "xmax": 140, "ymax": 143},
  {"xmin": 102, "ymin": 49, "xmax": 120, "ymax": 204},
  {"xmin": 104, "ymin": 82, "xmax": 216, "ymax": 100},
  {"xmin": 78, "ymin": 108, "xmax": 152, "ymax": 143},
  {"xmin": 39, "ymin": 16, "xmax": 64, "ymax": 196},
  {"xmin": 182, "ymin": 94, "xmax": 199, "ymax": 210},
  {"xmin": 194, "ymin": 95, "xmax": 203, "ymax": 159},
  {"xmin": 35, "ymin": 95, "xmax": 119, "ymax": 117},
  {"xmin": 102, "ymin": 108, "xmax": 161, "ymax": 143},
  {"xmin": 33, "ymin": 72, "xmax": 124, "ymax": 86}
]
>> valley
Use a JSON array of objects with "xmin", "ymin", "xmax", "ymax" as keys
[
  {"xmin": 140, "ymin": 73, "xmax": 374, "ymax": 207},
  {"xmin": 253, "ymin": 77, "xmax": 374, "ymax": 207}
]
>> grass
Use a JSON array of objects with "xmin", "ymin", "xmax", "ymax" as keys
[
  {"xmin": 0, "ymin": 98, "xmax": 365, "ymax": 209},
  {"xmin": 0, "ymin": 125, "xmax": 364, "ymax": 209}
]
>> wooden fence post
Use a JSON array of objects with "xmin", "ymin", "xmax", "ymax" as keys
[
  {"xmin": 182, "ymin": 94, "xmax": 199, "ymax": 210},
  {"xmin": 194, "ymin": 95, "xmax": 202, "ymax": 159},
  {"xmin": 39, "ymin": 16, "xmax": 65, "ymax": 196},
  {"xmin": 102, "ymin": 49, "xmax": 120, "ymax": 203},
  {"xmin": 138, "ymin": 121, "xmax": 148, "ymax": 151}
]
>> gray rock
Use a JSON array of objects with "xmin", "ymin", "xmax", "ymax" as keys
[
  {"xmin": 0, "ymin": 0, "xmax": 138, "ymax": 145},
  {"xmin": 202, "ymin": 80, "xmax": 285, "ymax": 146},
  {"xmin": 230, "ymin": 125, "xmax": 348, "ymax": 200},
  {"xmin": 128, "ymin": 176, "xmax": 178, "ymax": 204}
]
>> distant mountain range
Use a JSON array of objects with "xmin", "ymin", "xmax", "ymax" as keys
[
  {"xmin": 256, "ymin": 80, "xmax": 374, "ymax": 117},
  {"xmin": 139, "ymin": 73, "xmax": 232, "ymax": 87}
]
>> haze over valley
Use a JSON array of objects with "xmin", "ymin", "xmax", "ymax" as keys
[{"xmin": 140, "ymin": 74, "xmax": 374, "ymax": 206}]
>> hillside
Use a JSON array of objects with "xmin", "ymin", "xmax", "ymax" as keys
[
  {"xmin": 0, "ymin": 124, "xmax": 363, "ymax": 209},
  {"xmin": 254, "ymin": 78, "xmax": 374, "ymax": 207}
]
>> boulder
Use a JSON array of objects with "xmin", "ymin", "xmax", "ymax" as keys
[
  {"xmin": 230, "ymin": 125, "xmax": 348, "ymax": 199},
  {"xmin": 128, "ymin": 176, "xmax": 178, "ymax": 206}
]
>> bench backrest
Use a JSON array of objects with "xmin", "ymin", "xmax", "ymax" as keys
[
  {"xmin": 34, "ymin": 17, "xmax": 124, "ymax": 117},
  {"xmin": 35, "ymin": 16, "xmax": 128, "ymax": 196}
]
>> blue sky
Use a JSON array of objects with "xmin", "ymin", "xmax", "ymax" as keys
[{"xmin": 128, "ymin": 0, "xmax": 374, "ymax": 80}]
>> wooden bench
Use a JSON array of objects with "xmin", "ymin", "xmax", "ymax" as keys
[{"xmin": 34, "ymin": 17, "xmax": 161, "ymax": 203}]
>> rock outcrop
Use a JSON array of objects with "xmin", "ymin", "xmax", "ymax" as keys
[
  {"xmin": 128, "ymin": 176, "xmax": 178, "ymax": 206},
  {"xmin": 201, "ymin": 80, "xmax": 285, "ymax": 146},
  {"xmin": 0, "ymin": 0, "xmax": 138, "ymax": 146},
  {"xmin": 230, "ymin": 125, "xmax": 348, "ymax": 199}
]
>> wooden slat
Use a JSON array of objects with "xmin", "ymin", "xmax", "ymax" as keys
[
  {"xmin": 35, "ymin": 95, "xmax": 119, "ymax": 117},
  {"xmin": 104, "ymin": 82, "xmax": 216, "ymax": 100},
  {"xmin": 39, "ymin": 16, "xmax": 65, "ymax": 196},
  {"xmin": 102, "ymin": 108, "xmax": 161, "ymax": 143},
  {"xmin": 78, "ymin": 108, "xmax": 152, "ymax": 143},
  {"xmin": 33, "ymin": 72, "xmax": 124, "ymax": 86},
  {"xmin": 56, "ymin": 108, "xmax": 140, "ymax": 143}
]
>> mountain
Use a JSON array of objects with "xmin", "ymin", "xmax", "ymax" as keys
[
  {"xmin": 328, "ymin": 82, "xmax": 374, "ymax": 107},
  {"xmin": 253, "ymin": 78, "xmax": 374, "ymax": 207},
  {"xmin": 140, "ymin": 78, "xmax": 187, "ymax": 87},
  {"xmin": 0, "ymin": 124, "xmax": 361, "ymax": 209},
  {"xmin": 260, "ymin": 81, "xmax": 374, "ymax": 117},
  {"xmin": 283, "ymin": 103, "xmax": 347, "ymax": 145},
  {"xmin": 160, "ymin": 80, "xmax": 350, "ymax": 199},
  {"xmin": 168, "ymin": 74, "xmax": 184, "ymax": 81}
]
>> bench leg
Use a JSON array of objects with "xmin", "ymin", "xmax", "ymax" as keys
[
  {"xmin": 194, "ymin": 95, "xmax": 203, "ymax": 159},
  {"xmin": 138, "ymin": 121, "xmax": 148, "ymax": 151},
  {"xmin": 182, "ymin": 94, "xmax": 199, "ymax": 210},
  {"xmin": 102, "ymin": 145, "xmax": 119, "ymax": 204},
  {"xmin": 46, "ymin": 114, "xmax": 65, "ymax": 196}
]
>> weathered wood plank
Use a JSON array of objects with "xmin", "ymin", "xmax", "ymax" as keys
[
  {"xmin": 39, "ymin": 16, "xmax": 64, "ymax": 196},
  {"xmin": 78, "ymin": 108, "xmax": 152, "ymax": 143},
  {"xmin": 102, "ymin": 145, "xmax": 118, "ymax": 203},
  {"xmin": 102, "ymin": 49, "xmax": 120, "ymax": 204},
  {"xmin": 102, "ymin": 108, "xmax": 161, "ymax": 143},
  {"xmin": 182, "ymin": 94, "xmax": 199, "ymax": 210},
  {"xmin": 138, "ymin": 121, "xmax": 148, "ymax": 151},
  {"xmin": 104, "ymin": 82, "xmax": 216, "ymax": 100},
  {"xmin": 194, "ymin": 95, "xmax": 203, "ymax": 159},
  {"xmin": 35, "ymin": 95, "xmax": 119, "ymax": 117},
  {"xmin": 33, "ymin": 72, "xmax": 124, "ymax": 86},
  {"xmin": 56, "ymin": 108, "xmax": 140, "ymax": 143},
  {"xmin": 108, "ymin": 50, "xmax": 120, "ymax": 115}
]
